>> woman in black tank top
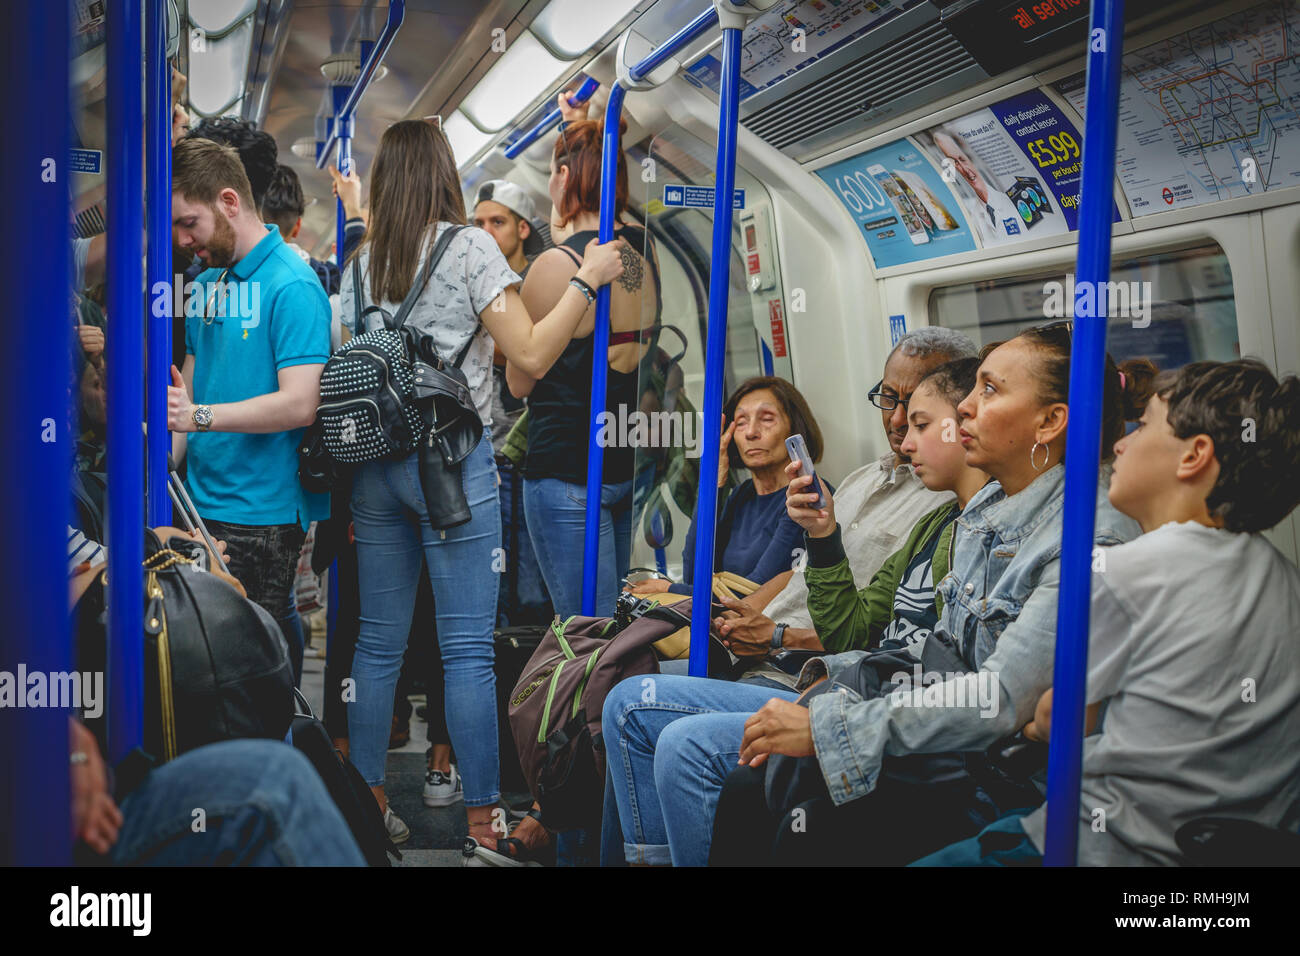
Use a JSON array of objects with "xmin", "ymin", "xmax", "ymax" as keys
[{"xmin": 506, "ymin": 114, "xmax": 662, "ymax": 631}]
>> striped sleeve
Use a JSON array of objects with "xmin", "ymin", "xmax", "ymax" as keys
[{"xmin": 68, "ymin": 525, "xmax": 105, "ymax": 574}]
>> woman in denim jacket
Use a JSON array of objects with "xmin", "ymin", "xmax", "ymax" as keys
[{"xmin": 602, "ymin": 322, "xmax": 1145, "ymax": 866}]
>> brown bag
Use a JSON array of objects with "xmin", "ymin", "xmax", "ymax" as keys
[
  {"xmin": 507, "ymin": 601, "xmax": 692, "ymax": 830},
  {"xmin": 652, "ymin": 571, "xmax": 759, "ymax": 659}
]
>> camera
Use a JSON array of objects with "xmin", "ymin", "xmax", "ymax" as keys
[{"xmin": 614, "ymin": 589, "xmax": 661, "ymax": 632}]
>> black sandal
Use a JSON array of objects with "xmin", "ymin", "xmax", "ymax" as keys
[
  {"xmin": 461, "ymin": 809, "xmax": 553, "ymax": 867},
  {"xmin": 501, "ymin": 808, "xmax": 556, "ymax": 864}
]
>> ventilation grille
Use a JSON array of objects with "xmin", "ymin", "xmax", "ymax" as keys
[{"xmin": 742, "ymin": 19, "xmax": 976, "ymax": 153}]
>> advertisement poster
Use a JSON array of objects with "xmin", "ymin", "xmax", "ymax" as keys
[
  {"xmin": 684, "ymin": 0, "xmax": 913, "ymax": 100},
  {"xmin": 1056, "ymin": 0, "xmax": 1300, "ymax": 215},
  {"xmin": 913, "ymin": 91, "xmax": 1118, "ymax": 247},
  {"xmin": 816, "ymin": 139, "xmax": 976, "ymax": 268}
]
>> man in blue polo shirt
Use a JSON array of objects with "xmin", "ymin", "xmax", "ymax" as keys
[{"xmin": 167, "ymin": 137, "xmax": 329, "ymax": 684}]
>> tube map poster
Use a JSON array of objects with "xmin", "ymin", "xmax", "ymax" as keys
[{"xmin": 1056, "ymin": 0, "xmax": 1300, "ymax": 215}]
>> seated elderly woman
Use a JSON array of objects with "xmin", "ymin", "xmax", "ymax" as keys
[{"xmin": 629, "ymin": 376, "xmax": 824, "ymax": 600}]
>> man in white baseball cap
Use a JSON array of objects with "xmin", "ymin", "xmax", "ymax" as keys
[
  {"xmin": 473, "ymin": 180, "xmax": 544, "ymax": 274},
  {"xmin": 472, "ymin": 180, "xmax": 554, "ymax": 635}
]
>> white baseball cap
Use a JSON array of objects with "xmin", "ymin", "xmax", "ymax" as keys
[
  {"xmin": 474, "ymin": 180, "xmax": 543, "ymax": 256},
  {"xmin": 475, "ymin": 180, "xmax": 537, "ymax": 223}
]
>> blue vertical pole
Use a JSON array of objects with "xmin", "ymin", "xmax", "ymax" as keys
[
  {"xmin": 688, "ymin": 24, "xmax": 743, "ymax": 677},
  {"xmin": 106, "ymin": 0, "xmax": 147, "ymax": 765},
  {"xmin": 146, "ymin": 0, "xmax": 172, "ymax": 526},
  {"xmin": 314, "ymin": 4, "xmax": 404, "ymax": 171},
  {"xmin": 581, "ymin": 81, "xmax": 628, "ymax": 615},
  {"xmin": 1043, "ymin": 0, "xmax": 1126, "ymax": 866},
  {"xmin": 2, "ymin": 0, "xmax": 72, "ymax": 865},
  {"xmin": 576, "ymin": 6, "xmax": 722, "ymax": 615},
  {"xmin": 332, "ymin": 85, "xmax": 353, "ymax": 267}
]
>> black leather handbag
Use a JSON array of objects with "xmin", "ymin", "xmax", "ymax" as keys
[
  {"xmin": 409, "ymin": 316, "xmax": 484, "ymax": 529},
  {"xmin": 141, "ymin": 533, "xmax": 295, "ymax": 762}
]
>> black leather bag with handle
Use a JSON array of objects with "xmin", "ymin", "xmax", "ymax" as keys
[{"xmin": 139, "ymin": 530, "xmax": 295, "ymax": 763}]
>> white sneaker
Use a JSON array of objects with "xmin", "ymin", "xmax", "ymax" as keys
[
  {"xmin": 383, "ymin": 806, "xmax": 411, "ymax": 844},
  {"xmin": 461, "ymin": 837, "xmax": 539, "ymax": 867},
  {"xmin": 422, "ymin": 765, "xmax": 464, "ymax": 807}
]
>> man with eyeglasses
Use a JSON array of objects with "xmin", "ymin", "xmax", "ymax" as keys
[{"xmin": 715, "ymin": 327, "xmax": 978, "ymax": 682}]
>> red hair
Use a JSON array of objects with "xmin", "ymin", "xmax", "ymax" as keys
[{"xmin": 552, "ymin": 118, "xmax": 628, "ymax": 227}]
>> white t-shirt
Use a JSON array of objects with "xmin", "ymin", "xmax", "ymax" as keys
[
  {"xmin": 1019, "ymin": 521, "xmax": 1300, "ymax": 865},
  {"xmin": 762, "ymin": 454, "xmax": 952, "ymax": 629},
  {"xmin": 338, "ymin": 223, "xmax": 521, "ymax": 427}
]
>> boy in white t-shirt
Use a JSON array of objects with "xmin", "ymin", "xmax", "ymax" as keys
[{"xmin": 914, "ymin": 359, "xmax": 1300, "ymax": 866}]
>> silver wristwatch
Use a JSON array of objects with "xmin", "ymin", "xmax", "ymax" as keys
[{"xmin": 192, "ymin": 405, "xmax": 213, "ymax": 431}]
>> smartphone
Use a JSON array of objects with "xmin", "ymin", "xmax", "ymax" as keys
[
  {"xmin": 897, "ymin": 170, "xmax": 959, "ymax": 231},
  {"xmin": 893, "ymin": 172, "xmax": 936, "ymax": 232},
  {"xmin": 785, "ymin": 433, "xmax": 824, "ymax": 510},
  {"xmin": 867, "ymin": 164, "xmax": 929, "ymax": 245}
]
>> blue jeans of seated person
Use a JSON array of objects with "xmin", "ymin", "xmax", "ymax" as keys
[
  {"xmin": 349, "ymin": 436, "xmax": 501, "ymax": 806},
  {"xmin": 109, "ymin": 740, "xmax": 365, "ymax": 865},
  {"xmin": 602, "ymin": 673, "xmax": 799, "ymax": 866},
  {"xmin": 909, "ymin": 808, "xmax": 1041, "ymax": 866},
  {"xmin": 524, "ymin": 477, "xmax": 634, "ymax": 619}
]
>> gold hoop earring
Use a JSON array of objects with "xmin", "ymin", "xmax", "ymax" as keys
[{"xmin": 1030, "ymin": 441, "xmax": 1049, "ymax": 471}]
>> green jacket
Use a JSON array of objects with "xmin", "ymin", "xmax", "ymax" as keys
[{"xmin": 804, "ymin": 502, "xmax": 959, "ymax": 654}]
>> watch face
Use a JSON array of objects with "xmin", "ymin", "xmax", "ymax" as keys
[{"xmin": 194, "ymin": 406, "xmax": 213, "ymax": 427}]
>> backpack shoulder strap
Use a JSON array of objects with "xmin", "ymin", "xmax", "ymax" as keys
[
  {"xmin": 390, "ymin": 225, "xmax": 465, "ymax": 333},
  {"xmin": 351, "ymin": 257, "xmax": 363, "ymax": 329}
]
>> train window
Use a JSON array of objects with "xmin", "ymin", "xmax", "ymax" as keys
[
  {"xmin": 928, "ymin": 244, "xmax": 1239, "ymax": 371},
  {"xmin": 620, "ymin": 127, "xmax": 776, "ymax": 581}
]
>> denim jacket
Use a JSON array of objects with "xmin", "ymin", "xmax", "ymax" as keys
[{"xmin": 800, "ymin": 463, "xmax": 1141, "ymax": 805}]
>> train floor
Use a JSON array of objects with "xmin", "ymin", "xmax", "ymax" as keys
[{"xmin": 299, "ymin": 622, "xmax": 532, "ymax": 867}]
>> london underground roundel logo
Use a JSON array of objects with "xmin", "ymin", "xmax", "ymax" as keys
[{"xmin": 1162, "ymin": 187, "xmax": 1174, "ymax": 205}]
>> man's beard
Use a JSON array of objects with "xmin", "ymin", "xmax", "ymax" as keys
[{"xmin": 204, "ymin": 211, "xmax": 238, "ymax": 268}]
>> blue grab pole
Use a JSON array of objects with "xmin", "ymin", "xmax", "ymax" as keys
[
  {"xmin": 146, "ymin": 0, "xmax": 172, "ymax": 527},
  {"xmin": 629, "ymin": 7, "xmax": 720, "ymax": 80},
  {"xmin": 503, "ymin": 77, "xmax": 600, "ymax": 160},
  {"xmin": 502, "ymin": 1, "xmax": 724, "ymax": 164},
  {"xmin": 315, "ymin": 0, "xmax": 405, "ymax": 170},
  {"xmin": 578, "ymin": 5, "xmax": 722, "ymax": 614},
  {"xmin": 580, "ymin": 81, "xmax": 627, "ymax": 615},
  {"xmin": 687, "ymin": 23, "xmax": 743, "ymax": 677},
  {"xmin": 2, "ymin": 0, "xmax": 72, "ymax": 865},
  {"xmin": 329, "ymin": 82, "xmax": 355, "ymax": 268},
  {"xmin": 336, "ymin": 111, "xmax": 353, "ymax": 267},
  {"xmin": 106, "ymin": 0, "xmax": 147, "ymax": 765},
  {"xmin": 1043, "ymin": 0, "xmax": 1127, "ymax": 866}
]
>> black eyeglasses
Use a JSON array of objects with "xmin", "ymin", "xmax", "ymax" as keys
[
  {"xmin": 868, "ymin": 380, "xmax": 909, "ymax": 412},
  {"xmin": 202, "ymin": 268, "xmax": 232, "ymax": 326}
]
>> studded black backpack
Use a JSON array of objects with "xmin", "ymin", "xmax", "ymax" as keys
[{"xmin": 315, "ymin": 224, "xmax": 472, "ymax": 465}]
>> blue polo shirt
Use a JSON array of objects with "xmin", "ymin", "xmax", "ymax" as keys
[{"xmin": 185, "ymin": 224, "xmax": 330, "ymax": 528}]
